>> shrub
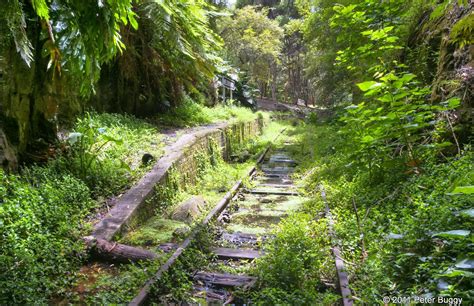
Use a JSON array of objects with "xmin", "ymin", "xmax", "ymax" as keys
[
  {"xmin": 0, "ymin": 168, "xmax": 94, "ymax": 304},
  {"xmin": 155, "ymin": 95, "xmax": 259, "ymax": 127}
]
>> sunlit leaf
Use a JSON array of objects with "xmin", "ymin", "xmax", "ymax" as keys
[
  {"xmin": 432, "ymin": 230, "xmax": 471, "ymax": 239},
  {"xmin": 357, "ymin": 81, "xmax": 380, "ymax": 92},
  {"xmin": 448, "ymin": 186, "xmax": 474, "ymax": 195}
]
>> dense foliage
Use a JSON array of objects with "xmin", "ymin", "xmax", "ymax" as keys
[
  {"xmin": 0, "ymin": 0, "xmax": 472, "ymax": 303},
  {"xmin": 0, "ymin": 168, "xmax": 93, "ymax": 303},
  {"xmin": 244, "ymin": 0, "xmax": 473, "ymax": 303},
  {"xmin": 286, "ymin": 123, "xmax": 473, "ymax": 302},
  {"xmin": 0, "ymin": 0, "xmax": 137, "ymax": 94},
  {"xmin": 219, "ymin": 6, "xmax": 283, "ymax": 99}
]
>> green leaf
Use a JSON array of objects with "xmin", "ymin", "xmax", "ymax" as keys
[
  {"xmin": 448, "ymin": 97, "xmax": 461, "ymax": 109},
  {"xmin": 448, "ymin": 186, "xmax": 474, "ymax": 195},
  {"xmin": 439, "ymin": 269, "xmax": 474, "ymax": 278},
  {"xmin": 31, "ymin": 0, "xmax": 50, "ymax": 20},
  {"xmin": 129, "ymin": 15, "xmax": 139, "ymax": 30},
  {"xmin": 433, "ymin": 230, "xmax": 471, "ymax": 239},
  {"xmin": 357, "ymin": 81, "xmax": 380, "ymax": 92},
  {"xmin": 361, "ymin": 135, "xmax": 375, "ymax": 143},
  {"xmin": 102, "ymin": 134, "xmax": 123, "ymax": 145},
  {"xmin": 400, "ymin": 73, "xmax": 416, "ymax": 82}
]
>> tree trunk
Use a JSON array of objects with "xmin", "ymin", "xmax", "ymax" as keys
[{"xmin": 84, "ymin": 236, "xmax": 157, "ymax": 263}]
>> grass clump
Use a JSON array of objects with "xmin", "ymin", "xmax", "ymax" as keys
[{"xmin": 155, "ymin": 95, "xmax": 265, "ymax": 127}]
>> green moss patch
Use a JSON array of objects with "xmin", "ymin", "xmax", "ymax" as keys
[
  {"xmin": 120, "ymin": 217, "xmax": 188, "ymax": 247},
  {"xmin": 226, "ymin": 223, "xmax": 271, "ymax": 235}
]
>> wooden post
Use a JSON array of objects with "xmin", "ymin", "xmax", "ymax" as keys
[{"xmin": 222, "ymin": 76, "xmax": 225, "ymax": 102}]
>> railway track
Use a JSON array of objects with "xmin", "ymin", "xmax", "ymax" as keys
[{"xmin": 130, "ymin": 140, "xmax": 353, "ymax": 305}]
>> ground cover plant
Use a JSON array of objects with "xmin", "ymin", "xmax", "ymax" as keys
[{"xmin": 0, "ymin": 112, "xmax": 167, "ymax": 303}]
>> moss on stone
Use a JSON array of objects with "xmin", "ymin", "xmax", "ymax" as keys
[{"xmin": 120, "ymin": 217, "xmax": 188, "ymax": 247}]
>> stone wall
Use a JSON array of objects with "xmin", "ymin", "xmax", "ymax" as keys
[{"xmin": 0, "ymin": 46, "xmax": 82, "ymax": 168}]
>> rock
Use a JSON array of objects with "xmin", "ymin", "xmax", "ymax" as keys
[
  {"xmin": 171, "ymin": 195, "xmax": 206, "ymax": 223},
  {"xmin": 172, "ymin": 226, "xmax": 191, "ymax": 239},
  {"xmin": 141, "ymin": 153, "xmax": 155, "ymax": 166}
]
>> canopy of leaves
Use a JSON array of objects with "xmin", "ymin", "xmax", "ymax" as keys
[
  {"xmin": 218, "ymin": 6, "xmax": 283, "ymax": 93},
  {"xmin": 114, "ymin": 0, "xmax": 223, "ymax": 108},
  {"xmin": 0, "ymin": 0, "xmax": 137, "ymax": 95}
]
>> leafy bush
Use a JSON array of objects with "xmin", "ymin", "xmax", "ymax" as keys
[
  {"xmin": 57, "ymin": 112, "xmax": 164, "ymax": 197},
  {"xmin": 0, "ymin": 168, "xmax": 94, "ymax": 304}
]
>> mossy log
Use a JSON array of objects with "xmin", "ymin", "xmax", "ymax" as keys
[{"xmin": 83, "ymin": 236, "xmax": 157, "ymax": 263}]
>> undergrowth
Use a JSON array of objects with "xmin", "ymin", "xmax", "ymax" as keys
[
  {"xmin": 0, "ymin": 168, "xmax": 93, "ymax": 304},
  {"xmin": 0, "ymin": 112, "xmax": 167, "ymax": 303},
  {"xmin": 252, "ymin": 121, "xmax": 473, "ymax": 303},
  {"xmin": 154, "ymin": 95, "xmax": 266, "ymax": 127},
  {"xmin": 58, "ymin": 112, "xmax": 165, "ymax": 197}
]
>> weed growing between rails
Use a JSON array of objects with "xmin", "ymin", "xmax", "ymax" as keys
[{"xmin": 265, "ymin": 121, "xmax": 473, "ymax": 303}]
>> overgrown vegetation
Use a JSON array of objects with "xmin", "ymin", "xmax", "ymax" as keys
[
  {"xmin": 60, "ymin": 118, "xmax": 279, "ymax": 303},
  {"xmin": 292, "ymin": 122, "xmax": 472, "ymax": 302},
  {"xmin": 246, "ymin": 1, "xmax": 472, "ymax": 302},
  {"xmin": 0, "ymin": 112, "xmax": 168, "ymax": 303},
  {"xmin": 1, "ymin": 0, "xmax": 472, "ymax": 303},
  {"xmin": 0, "ymin": 168, "xmax": 93, "ymax": 304},
  {"xmin": 155, "ymin": 96, "xmax": 264, "ymax": 127}
]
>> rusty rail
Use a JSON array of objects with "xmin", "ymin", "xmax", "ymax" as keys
[
  {"xmin": 320, "ymin": 184, "xmax": 353, "ymax": 306},
  {"xmin": 129, "ymin": 130, "xmax": 285, "ymax": 305}
]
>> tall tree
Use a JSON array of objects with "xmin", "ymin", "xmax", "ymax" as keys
[
  {"xmin": 219, "ymin": 6, "xmax": 283, "ymax": 99},
  {"xmin": 94, "ymin": 0, "xmax": 223, "ymax": 115}
]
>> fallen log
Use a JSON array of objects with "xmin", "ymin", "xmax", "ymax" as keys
[{"xmin": 83, "ymin": 236, "xmax": 157, "ymax": 263}]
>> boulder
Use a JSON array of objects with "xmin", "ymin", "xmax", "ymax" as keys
[{"xmin": 171, "ymin": 195, "xmax": 206, "ymax": 223}]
